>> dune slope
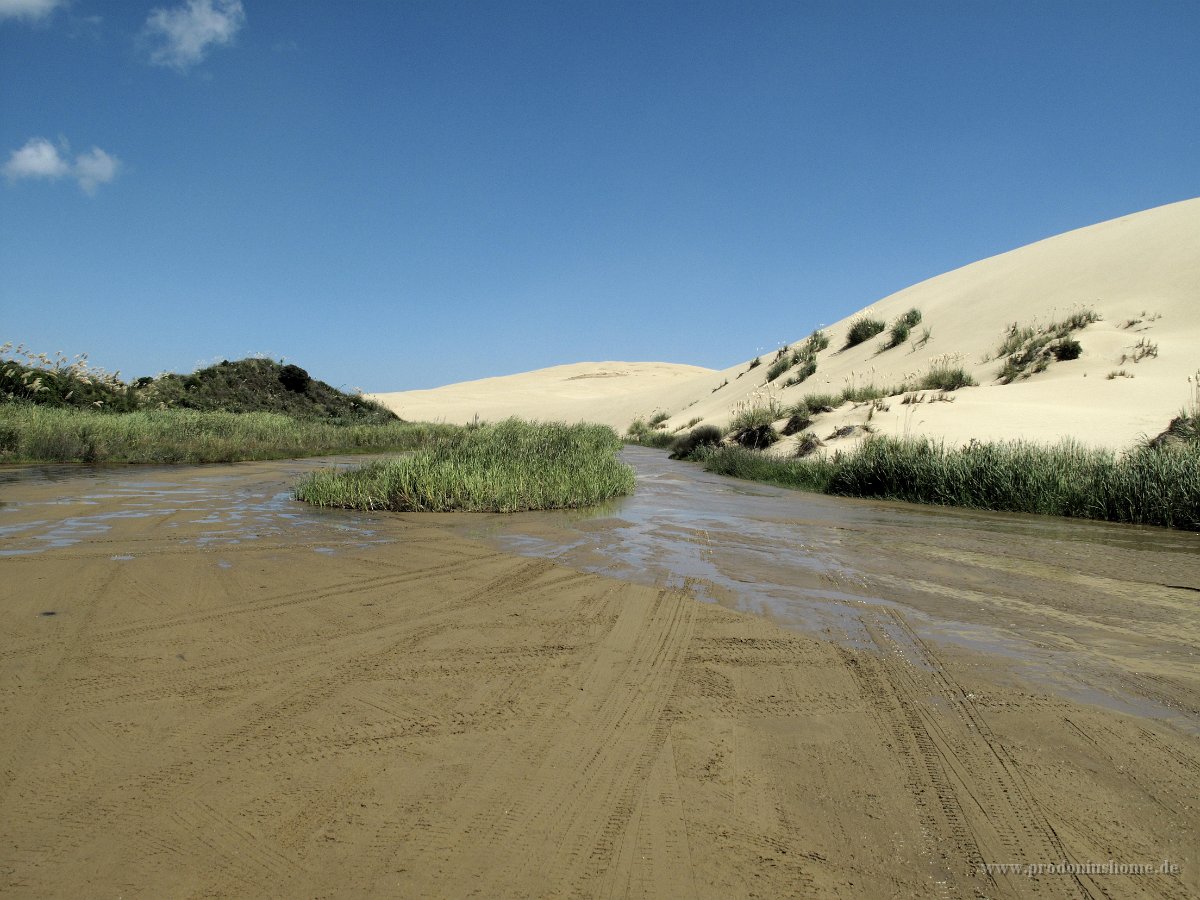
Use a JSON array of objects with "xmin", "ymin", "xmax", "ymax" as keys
[{"xmin": 374, "ymin": 198, "xmax": 1199, "ymax": 449}]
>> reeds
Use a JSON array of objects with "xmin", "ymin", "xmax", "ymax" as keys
[
  {"xmin": 295, "ymin": 419, "xmax": 635, "ymax": 513},
  {"xmin": 698, "ymin": 436, "xmax": 1200, "ymax": 530},
  {"xmin": 0, "ymin": 404, "xmax": 447, "ymax": 464}
]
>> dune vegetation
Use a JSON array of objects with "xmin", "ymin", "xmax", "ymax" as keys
[
  {"xmin": 0, "ymin": 404, "xmax": 449, "ymax": 465},
  {"xmin": 1, "ymin": 345, "xmax": 417, "ymax": 464},
  {"xmin": 684, "ymin": 433, "xmax": 1200, "ymax": 530},
  {"xmin": 295, "ymin": 419, "xmax": 635, "ymax": 513}
]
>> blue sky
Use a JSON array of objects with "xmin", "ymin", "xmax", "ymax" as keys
[{"xmin": 2, "ymin": 1, "xmax": 1198, "ymax": 392}]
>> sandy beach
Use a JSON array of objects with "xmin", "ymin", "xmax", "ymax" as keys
[{"xmin": 1, "ymin": 458, "xmax": 1196, "ymax": 898}]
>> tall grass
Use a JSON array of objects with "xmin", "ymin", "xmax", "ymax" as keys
[
  {"xmin": 0, "ymin": 404, "xmax": 447, "ymax": 464},
  {"xmin": 295, "ymin": 419, "xmax": 635, "ymax": 513},
  {"xmin": 697, "ymin": 437, "xmax": 1200, "ymax": 530}
]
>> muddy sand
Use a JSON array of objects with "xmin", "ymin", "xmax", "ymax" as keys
[{"xmin": 1, "ymin": 457, "xmax": 1197, "ymax": 898}]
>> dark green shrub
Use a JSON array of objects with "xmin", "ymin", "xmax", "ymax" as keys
[
  {"xmin": 733, "ymin": 424, "xmax": 779, "ymax": 449},
  {"xmin": 670, "ymin": 424, "xmax": 723, "ymax": 459},
  {"xmin": 1051, "ymin": 338, "xmax": 1082, "ymax": 361},
  {"xmin": 781, "ymin": 412, "xmax": 812, "ymax": 435},
  {"xmin": 279, "ymin": 364, "xmax": 311, "ymax": 393},
  {"xmin": 794, "ymin": 432, "xmax": 823, "ymax": 457}
]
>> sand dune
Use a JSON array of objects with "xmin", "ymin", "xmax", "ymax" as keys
[
  {"xmin": 375, "ymin": 198, "xmax": 1199, "ymax": 450},
  {"xmin": 371, "ymin": 361, "xmax": 715, "ymax": 429}
]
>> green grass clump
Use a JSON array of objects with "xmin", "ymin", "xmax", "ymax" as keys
[
  {"xmin": 995, "ymin": 308, "xmax": 1100, "ymax": 383},
  {"xmin": 782, "ymin": 357, "xmax": 818, "ymax": 387},
  {"xmin": 795, "ymin": 392, "xmax": 842, "ymax": 415},
  {"xmin": 843, "ymin": 316, "xmax": 886, "ymax": 349},
  {"xmin": 765, "ymin": 355, "xmax": 794, "ymax": 382},
  {"xmin": 917, "ymin": 357, "xmax": 976, "ymax": 391},
  {"xmin": 295, "ymin": 419, "xmax": 634, "ymax": 513},
  {"xmin": 626, "ymin": 417, "xmax": 676, "ymax": 448},
  {"xmin": 728, "ymin": 398, "xmax": 783, "ymax": 432},
  {"xmin": 772, "ymin": 331, "xmax": 831, "ymax": 386},
  {"xmin": 704, "ymin": 445, "xmax": 836, "ymax": 492},
  {"xmin": 884, "ymin": 308, "xmax": 923, "ymax": 350},
  {"xmin": 0, "ymin": 404, "xmax": 445, "ymax": 464},
  {"xmin": 701, "ymin": 436, "xmax": 1200, "ymax": 530}
]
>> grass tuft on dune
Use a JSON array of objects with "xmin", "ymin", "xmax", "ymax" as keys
[{"xmin": 295, "ymin": 419, "xmax": 635, "ymax": 513}]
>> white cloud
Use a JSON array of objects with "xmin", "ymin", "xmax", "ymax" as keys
[
  {"xmin": 3, "ymin": 137, "xmax": 120, "ymax": 194},
  {"xmin": 145, "ymin": 0, "xmax": 245, "ymax": 71},
  {"xmin": 0, "ymin": 0, "xmax": 64, "ymax": 22},
  {"xmin": 74, "ymin": 146, "xmax": 119, "ymax": 194},
  {"xmin": 3, "ymin": 138, "xmax": 69, "ymax": 181}
]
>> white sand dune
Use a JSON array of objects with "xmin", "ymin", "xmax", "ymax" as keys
[
  {"xmin": 374, "ymin": 198, "xmax": 1200, "ymax": 450},
  {"xmin": 370, "ymin": 361, "xmax": 716, "ymax": 429}
]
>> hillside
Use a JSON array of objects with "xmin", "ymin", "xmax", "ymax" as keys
[
  {"xmin": 143, "ymin": 359, "xmax": 398, "ymax": 424},
  {"xmin": 1, "ymin": 350, "xmax": 398, "ymax": 425},
  {"xmin": 374, "ymin": 198, "xmax": 1200, "ymax": 451}
]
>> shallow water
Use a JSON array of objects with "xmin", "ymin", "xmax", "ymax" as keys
[
  {"xmin": 445, "ymin": 447, "xmax": 1200, "ymax": 729},
  {"xmin": 2, "ymin": 450, "xmax": 1197, "ymax": 731}
]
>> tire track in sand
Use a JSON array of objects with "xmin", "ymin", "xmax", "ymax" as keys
[{"xmin": 388, "ymin": 585, "xmax": 698, "ymax": 899}]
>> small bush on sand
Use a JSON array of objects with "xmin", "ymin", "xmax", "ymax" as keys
[
  {"xmin": 781, "ymin": 411, "xmax": 812, "ymax": 435},
  {"xmin": 733, "ymin": 424, "xmax": 779, "ymax": 449},
  {"xmin": 917, "ymin": 355, "xmax": 976, "ymax": 391},
  {"xmin": 794, "ymin": 432, "xmax": 823, "ymax": 457},
  {"xmin": 728, "ymin": 397, "xmax": 783, "ymax": 432},
  {"xmin": 884, "ymin": 308, "xmax": 923, "ymax": 350},
  {"xmin": 995, "ymin": 307, "xmax": 1100, "ymax": 383},
  {"xmin": 843, "ymin": 316, "xmax": 886, "ymax": 349},
  {"xmin": 1050, "ymin": 338, "xmax": 1082, "ymax": 362},
  {"xmin": 766, "ymin": 355, "xmax": 793, "ymax": 382}
]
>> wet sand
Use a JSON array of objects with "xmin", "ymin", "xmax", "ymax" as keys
[{"xmin": 1, "ymin": 457, "xmax": 1197, "ymax": 898}]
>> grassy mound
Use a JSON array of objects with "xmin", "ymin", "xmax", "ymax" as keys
[
  {"xmin": 295, "ymin": 419, "xmax": 635, "ymax": 513},
  {"xmin": 0, "ymin": 404, "xmax": 445, "ymax": 464},
  {"xmin": 142, "ymin": 358, "xmax": 396, "ymax": 423},
  {"xmin": 698, "ymin": 437, "xmax": 1200, "ymax": 530}
]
